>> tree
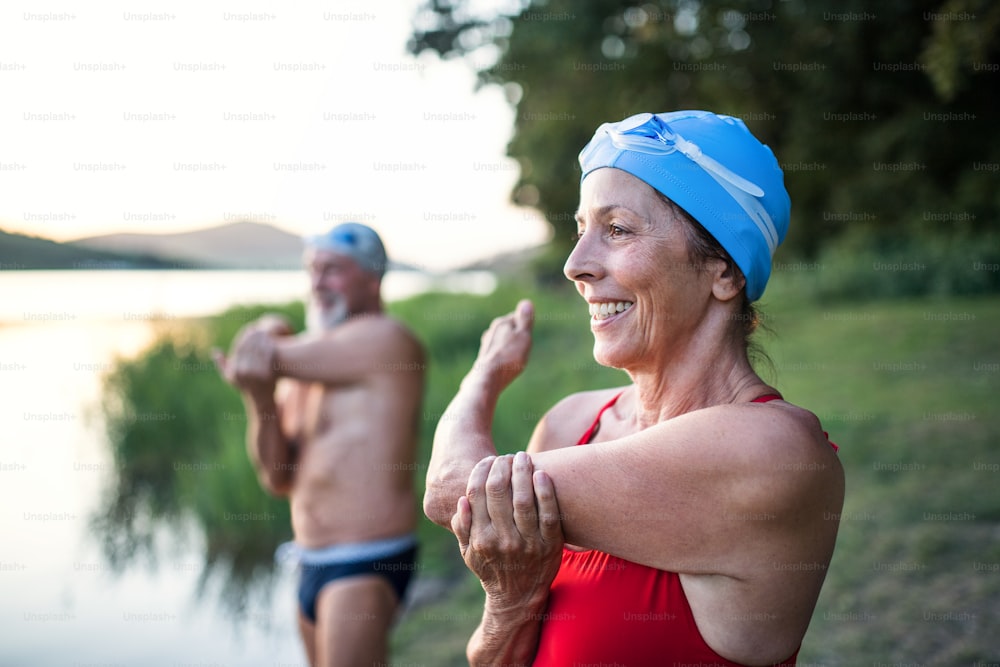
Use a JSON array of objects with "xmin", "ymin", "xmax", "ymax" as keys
[{"xmin": 410, "ymin": 0, "xmax": 1000, "ymax": 282}]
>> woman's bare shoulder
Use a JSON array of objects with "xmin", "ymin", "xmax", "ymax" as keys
[
  {"xmin": 527, "ymin": 385, "xmax": 630, "ymax": 453},
  {"xmin": 745, "ymin": 397, "xmax": 835, "ymax": 456}
]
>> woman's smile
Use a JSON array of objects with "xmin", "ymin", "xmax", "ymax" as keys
[{"xmin": 588, "ymin": 300, "xmax": 635, "ymax": 322}]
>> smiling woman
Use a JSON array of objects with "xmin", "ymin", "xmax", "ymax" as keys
[
  {"xmin": 567, "ymin": 168, "xmax": 738, "ymax": 374},
  {"xmin": 568, "ymin": 169, "xmax": 767, "ymax": 375},
  {"xmin": 425, "ymin": 111, "xmax": 844, "ymax": 667}
]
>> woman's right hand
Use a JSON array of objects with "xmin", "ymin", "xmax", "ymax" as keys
[
  {"xmin": 467, "ymin": 299, "xmax": 534, "ymax": 394},
  {"xmin": 452, "ymin": 451, "xmax": 564, "ymax": 611}
]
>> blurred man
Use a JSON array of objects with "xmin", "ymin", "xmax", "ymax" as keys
[{"xmin": 216, "ymin": 223, "xmax": 425, "ymax": 666}]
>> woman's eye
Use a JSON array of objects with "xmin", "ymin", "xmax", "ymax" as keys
[{"xmin": 609, "ymin": 224, "xmax": 626, "ymax": 238}]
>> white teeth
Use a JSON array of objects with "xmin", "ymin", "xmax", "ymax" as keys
[{"xmin": 589, "ymin": 301, "xmax": 634, "ymax": 320}]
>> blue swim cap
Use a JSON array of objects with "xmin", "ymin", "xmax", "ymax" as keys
[
  {"xmin": 305, "ymin": 222, "xmax": 388, "ymax": 278},
  {"xmin": 579, "ymin": 111, "xmax": 790, "ymax": 301}
]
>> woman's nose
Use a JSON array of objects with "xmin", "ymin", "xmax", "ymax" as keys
[{"xmin": 563, "ymin": 231, "xmax": 603, "ymax": 284}]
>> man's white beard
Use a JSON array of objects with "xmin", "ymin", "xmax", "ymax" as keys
[{"xmin": 306, "ymin": 295, "xmax": 349, "ymax": 332}]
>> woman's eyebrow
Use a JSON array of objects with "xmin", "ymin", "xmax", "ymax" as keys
[{"xmin": 575, "ymin": 204, "xmax": 648, "ymax": 224}]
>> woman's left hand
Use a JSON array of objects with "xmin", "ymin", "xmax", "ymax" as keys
[{"xmin": 453, "ymin": 451, "xmax": 564, "ymax": 610}]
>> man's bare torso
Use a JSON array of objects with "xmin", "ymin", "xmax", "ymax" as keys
[{"xmin": 276, "ymin": 321, "xmax": 424, "ymax": 548}]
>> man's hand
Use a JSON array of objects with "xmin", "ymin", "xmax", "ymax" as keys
[
  {"xmin": 214, "ymin": 315, "xmax": 293, "ymax": 393},
  {"xmin": 467, "ymin": 299, "xmax": 534, "ymax": 395},
  {"xmin": 452, "ymin": 451, "xmax": 564, "ymax": 611},
  {"xmin": 251, "ymin": 314, "xmax": 295, "ymax": 337}
]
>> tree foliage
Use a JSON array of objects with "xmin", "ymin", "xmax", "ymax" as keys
[{"xmin": 410, "ymin": 0, "xmax": 1000, "ymax": 281}]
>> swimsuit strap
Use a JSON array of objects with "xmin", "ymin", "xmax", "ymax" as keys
[
  {"xmin": 577, "ymin": 391, "xmax": 624, "ymax": 445},
  {"xmin": 581, "ymin": 392, "xmax": 781, "ymax": 444},
  {"xmin": 578, "ymin": 391, "xmax": 838, "ymax": 452}
]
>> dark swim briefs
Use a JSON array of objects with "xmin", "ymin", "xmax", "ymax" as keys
[{"xmin": 278, "ymin": 535, "xmax": 419, "ymax": 624}]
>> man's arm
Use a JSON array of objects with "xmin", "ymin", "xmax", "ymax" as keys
[
  {"xmin": 271, "ymin": 317, "xmax": 424, "ymax": 386},
  {"xmin": 214, "ymin": 316, "xmax": 296, "ymax": 496},
  {"xmin": 424, "ymin": 300, "xmax": 534, "ymax": 528},
  {"xmin": 238, "ymin": 383, "xmax": 295, "ymax": 496}
]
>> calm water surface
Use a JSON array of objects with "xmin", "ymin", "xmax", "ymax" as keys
[{"xmin": 0, "ymin": 269, "xmax": 493, "ymax": 665}]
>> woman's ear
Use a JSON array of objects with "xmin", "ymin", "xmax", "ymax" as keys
[{"xmin": 710, "ymin": 258, "xmax": 745, "ymax": 302}]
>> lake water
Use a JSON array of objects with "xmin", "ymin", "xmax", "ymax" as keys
[{"xmin": 0, "ymin": 269, "xmax": 494, "ymax": 666}]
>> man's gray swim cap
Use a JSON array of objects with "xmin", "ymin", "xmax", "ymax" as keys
[
  {"xmin": 579, "ymin": 111, "xmax": 791, "ymax": 301},
  {"xmin": 305, "ymin": 222, "xmax": 388, "ymax": 278}
]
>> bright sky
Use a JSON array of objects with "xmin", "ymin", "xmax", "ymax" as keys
[{"xmin": 0, "ymin": 0, "xmax": 551, "ymax": 271}]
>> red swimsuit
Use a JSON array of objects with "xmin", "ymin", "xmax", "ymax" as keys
[{"xmin": 531, "ymin": 393, "xmax": 829, "ymax": 667}]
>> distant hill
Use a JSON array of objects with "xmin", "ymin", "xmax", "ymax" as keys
[
  {"xmin": 71, "ymin": 221, "xmax": 305, "ymax": 269},
  {"xmin": 0, "ymin": 228, "xmax": 200, "ymax": 270},
  {"xmin": 459, "ymin": 244, "xmax": 544, "ymax": 276},
  {"xmin": 1, "ymin": 222, "xmax": 502, "ymax": 273}
]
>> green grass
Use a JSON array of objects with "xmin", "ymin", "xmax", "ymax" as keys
[{"xmin": 746, "ymin": 282, "xmax": 1000, "ymax": 663}]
